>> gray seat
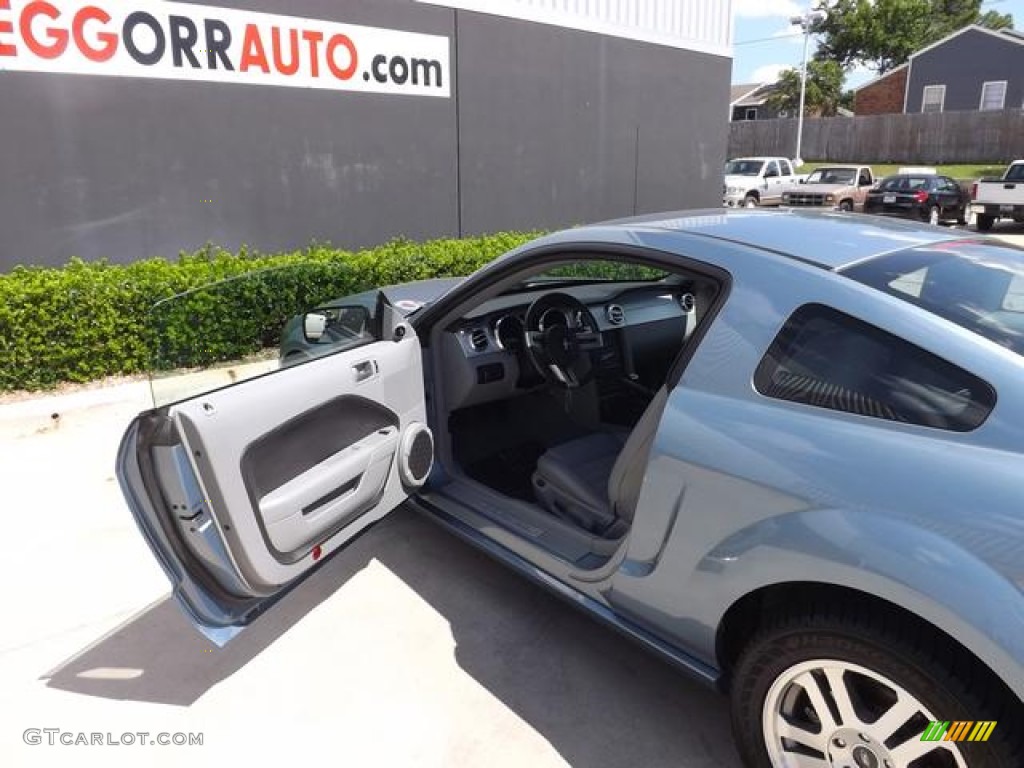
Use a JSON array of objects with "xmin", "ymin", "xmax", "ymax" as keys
[{"xmin": 531, "ymin": 388, "xmax": 670, "ymax": 534}]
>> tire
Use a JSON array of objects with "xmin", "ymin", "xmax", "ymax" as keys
[
  {"xmin": 744, "ymin": 194, "xmax": 759, "ymax": 208},
  {"xmin": 730, "ymin": 606, "xmax": 1021, "ymax": 768},
  {"xmin": 928, "ymin": 205, "xmax": 941, "ymax": 226},
  {"xmin": 838, "ymin": 200, "xmax": 853, "ymax": 212},
  {"xmin": 976, "ymin": 214, "xmax": 995, "ymax": 232}
]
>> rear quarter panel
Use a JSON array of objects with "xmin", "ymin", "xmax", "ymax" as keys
[{"xmin": 606, "ymin": 228, "xmax": 1024, "ymax": 701}]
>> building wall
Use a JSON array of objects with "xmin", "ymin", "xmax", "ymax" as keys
[
  {"xmin": 854, "ymin": 67, "xmax": 907, "ymax": 115},
  {"xmin": 0, "ymin": 0, "xmax": 730, "ymax": 270},
  {"xmin": 905, "ymin": 28, "xmax": 1024, "ymax": 113}
]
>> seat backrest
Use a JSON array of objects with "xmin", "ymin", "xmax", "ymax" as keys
[{"xmin": 608, "ymin": 386, "xmax": 670, "ymax": 522}]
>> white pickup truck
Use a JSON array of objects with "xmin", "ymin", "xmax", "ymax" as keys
[
  {"xmin": 970, "ymin": 160, "xmax": 1024, "ymax": 231},
  {"xmin": 722, "ymin": 156, "xmax": 803, "ymax": 208}
]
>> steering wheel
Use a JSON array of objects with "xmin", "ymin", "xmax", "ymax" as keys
[{"xmin": 523, "ymin": 292, "xmax": 604, "ymax": 388}]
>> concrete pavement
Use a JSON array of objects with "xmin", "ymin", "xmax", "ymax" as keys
[{"xmin": 0, "ymin": 384, "xmax": 739, "ymax": 768}]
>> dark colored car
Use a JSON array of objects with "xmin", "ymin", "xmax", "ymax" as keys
[{"xmin": 864, "ymin": 173, "xmax": 968, "ymax": 226}]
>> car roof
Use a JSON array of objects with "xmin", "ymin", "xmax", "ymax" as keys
[{"xmin": 599, "ymin": 209, "xmax": 966, "ymax": 270}]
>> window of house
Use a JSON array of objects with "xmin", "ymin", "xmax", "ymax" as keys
[
  {"xmin": 745, "ymin": 107, "xmax": 757, "ymax": 120},
  {"xmin": 979, "ymin": 81, "xmax": 1007, "ymax": 111},
  {"xmin": 754, "ymin": 304, "xmax": 995, "ymax": 432},
  {"xmin": 921, "ymin": 84, "xmax": 945, "ymax": 113}
]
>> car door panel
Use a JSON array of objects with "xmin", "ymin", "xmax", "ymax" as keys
[
  {"xmin": 165, "ymin": 336, "xmax": 422, "ymax": 591},
  {"xmin": 119, "ymin": 330, "xmax": 427, "ymax": 635}
]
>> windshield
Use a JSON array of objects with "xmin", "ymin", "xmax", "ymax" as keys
[
  {"xmin": 724, "ymin": 160, "xmax": 764, "ymax": 176},
  {"xmin": 806, "ymin": 168, "xmax": 857, "ymax": 185},
  {"xmin": 842, "ymin": 241, "xmax": 1024, "ymax": 357}
]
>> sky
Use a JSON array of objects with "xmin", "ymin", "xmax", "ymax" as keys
[{"xmin": 731, "ymin": 0, "xmax": 1024, "ymax": 89}]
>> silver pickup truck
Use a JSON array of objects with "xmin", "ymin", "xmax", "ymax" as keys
[
  {"xmin": 722, "ymin": 156, "xmax": 803, "ymax": 208},
  {"xmin": 971, "ymin": 160, "xmax": 1024, "ymax": 231}
]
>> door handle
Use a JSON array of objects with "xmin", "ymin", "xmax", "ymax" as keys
[{"xmin": 352, "ymin": 360, "xmax": 377, "ymax": 382}]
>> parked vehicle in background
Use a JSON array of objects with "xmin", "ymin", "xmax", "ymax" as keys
[
  {"xmin": 780, "ymin": 165, "xmax": 875, "ymax": 211},
  {"xmin": 864, "ymin": 173, "xmax": 968, "ymax": 225},
  {"xmin": 971, "ymin": 160, "xmax": 1024, "ymax": 231},
  {"xmin": 722, "ymin": 157, "xmax": 801, "ymax": 208}
]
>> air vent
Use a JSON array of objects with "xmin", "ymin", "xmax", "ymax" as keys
[
  {"xmin": 469, "ymin": 328, "xmax": 489, "ymax": 351},
  {"xmin": 679, "ymin": 293, "xmax": 696, "ymax": 313},
  {"xmin": 606, "ymin": 304, "xmax": 625, "ymax": 325}
]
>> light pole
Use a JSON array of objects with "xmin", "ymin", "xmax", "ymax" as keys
[{"xmin": 789, "ymin": 7, "xmax": 826, "ymax": 167}]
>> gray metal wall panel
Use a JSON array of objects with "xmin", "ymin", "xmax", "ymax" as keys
[
  {"xmin": 0, "ymin": 0, "xmax": 728, "ymax": 270},
  {"xmin": 905, "ymin": 29, "xmax": 1024, "ymax": 113},
  {"xmin": 0, "ymin": 0, "xmax": 458, "ymax": 268},
  {"xmin": 456, "ymin": 12, "xmax": 729, "ymax": 235}
]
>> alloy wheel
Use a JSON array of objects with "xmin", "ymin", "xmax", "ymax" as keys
[{"xmin": 762, "ymin": 659, "xmax": 967, "ymax": 768}]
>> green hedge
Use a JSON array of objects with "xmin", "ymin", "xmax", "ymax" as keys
[{"xmin": 0, "ymin": 233, "xmax": 536, "ymax": 392}]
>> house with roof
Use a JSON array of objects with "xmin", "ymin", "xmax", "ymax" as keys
[
  {"xmin": 854, "ymin": 24, "xmax": 1024, "ymax": 115},
  {"xmin": 729, "ymin": 82, "xmax": 787, "ymax": 121}
]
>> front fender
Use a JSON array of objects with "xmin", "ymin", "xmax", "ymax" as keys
[{"xmin": 699, "ymin": 508, "xmax": 1024, "ymax": 701}]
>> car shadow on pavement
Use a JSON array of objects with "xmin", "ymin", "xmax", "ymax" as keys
[{"xmin": 43, "ymin": 507, "xmax": 740, "ymax": 767}]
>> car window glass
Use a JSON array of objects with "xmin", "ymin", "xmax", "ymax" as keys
[
  {"xmin": 842, "ymin": 241, "xmax": 1024, "ymax": 357},
  {"xmin": 725, "ymin": 160, "xmax": 763, "ymax": 176},
  {"xmin": 765, "ymin": 161, "xmax": 779, "ymax": 178},
  {"xmin": 780, "ymin": 159, "xmax": 793, "ymax": 176},
  {"xmin": 515, "ymin": 260, "xmax": 669, "ymax": 287},
  {"xmin": 754, "ymin": 304, "xmax": 995, "ymax": 432},
  {"xmin": 1003, "ymin": 274, "xmax": 1024, "ymax": 311},
  {"xmin": 1006, "ymin": 164, "xmax": 1024, "ymax": 182},
  {"xmin": 147, "ymin": 264, "xmax": 381, "ymax": 408}
]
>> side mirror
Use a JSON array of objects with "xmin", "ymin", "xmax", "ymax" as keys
[
  {"xmin": 303, "ymin": 312, "xmax": 329, "ymax": 342},
  {"xmin": 302, "ymin": 305, "xmax": 371, "ymax": 344}
]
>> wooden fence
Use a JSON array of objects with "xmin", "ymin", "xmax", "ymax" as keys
[{"xmin": 727, "ymin": 109, "xmax": 1024, "ymax": 163}]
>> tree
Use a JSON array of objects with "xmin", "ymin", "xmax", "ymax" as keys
[
  {"xmin": 766, "ymin": 59, "xmax": 848, "ymax": 117},
  {"xmin": 812, "ymin": 0, "xmax": 1013, "ymax": 73}
]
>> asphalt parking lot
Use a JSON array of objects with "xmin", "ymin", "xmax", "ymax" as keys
[{"xmin": 2, "ymin": 225, "xmax": 1022, "ymax": 768}]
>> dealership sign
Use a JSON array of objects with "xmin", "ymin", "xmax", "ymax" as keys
[{"xmin": 0, "ymin": 1, "xmax": 450, "ymax": 96}]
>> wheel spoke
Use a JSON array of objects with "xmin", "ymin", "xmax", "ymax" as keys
[
  {"xmin": 870, "ymin": 691, "xmax": 922, "ymax": 744},
  {"xmin": 783, "ymin": 754, "xmax": 830, "ymax": 768},
  {"xmin": 890, "ymin": 735, "xmax": 954, "ymax": 764},
  {"xmin": 777, "ymin": 719, "xmax": 829, "ymax": 754},
  {"xmin": 793, "ymin": 671, "xmax": 839, "ymax": 733},
  {"xmin": 525, "ymin": 330, "xmax": 544, "ymax": 349},
  {"xmin": 822, "ymin": 667, "xmax": 861, "ymax": 728}
]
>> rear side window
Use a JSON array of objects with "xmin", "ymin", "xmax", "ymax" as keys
[{"xmin": 754, "ymin": 304, "xmax": 995, "ymax": 431}]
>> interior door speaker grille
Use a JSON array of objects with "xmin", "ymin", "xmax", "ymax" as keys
[{"xmin": 398, "ymin": 423, "xmax": 434, "ymax": 488}]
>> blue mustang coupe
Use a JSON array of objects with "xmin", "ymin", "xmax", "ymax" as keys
[{"xmin": 119, "ymin": 210, "xmax": 1023, "ymax": 768}]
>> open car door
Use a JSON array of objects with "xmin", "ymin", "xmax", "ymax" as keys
[{"xmin": 117, "ymin": 285, "xmax": 433, "ymax": 645}]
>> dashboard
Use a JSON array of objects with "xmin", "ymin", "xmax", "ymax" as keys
[{"xmin": 439, "ymin": 280, "xmax": 713, "ymax": 412}]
